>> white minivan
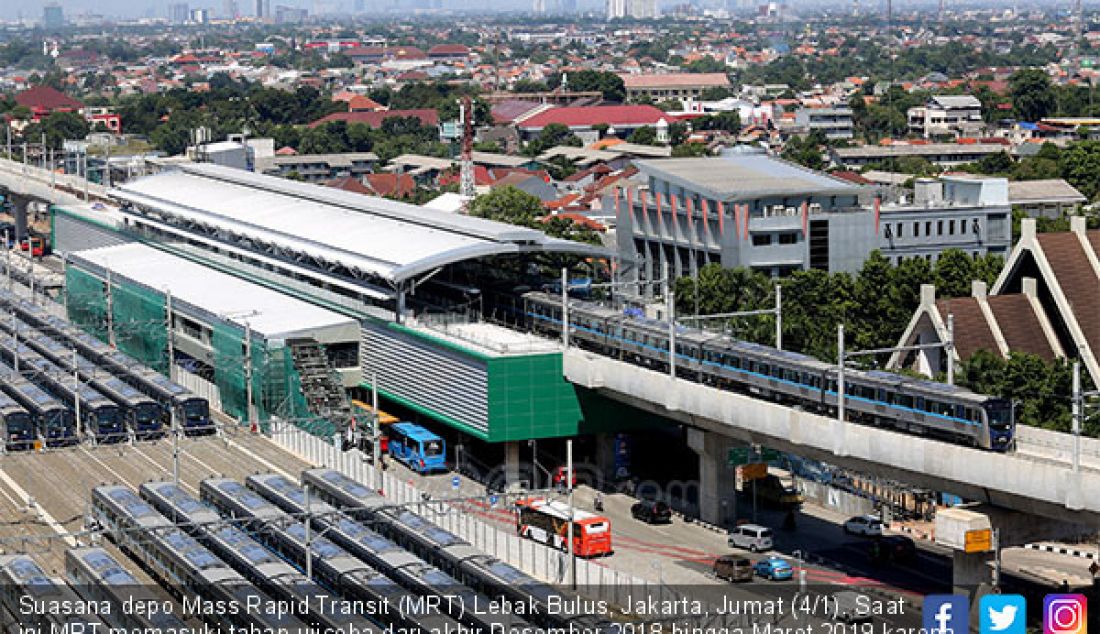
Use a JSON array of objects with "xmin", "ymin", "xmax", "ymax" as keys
[{"xmin": 727, "ymin": 524, "xmax": 774, "ymax": 552}]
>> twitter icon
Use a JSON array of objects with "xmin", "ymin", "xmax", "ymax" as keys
[{"xmin": 981, "ymin": 594, "xmax": 1027, "ymax": 634}]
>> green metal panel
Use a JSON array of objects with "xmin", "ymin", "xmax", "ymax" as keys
[
  {"xmin": 485, "ymin": 352, "xmax": 582, "ymax": 442},
  {"xmin": 65, "ymin": 267, "xmax": 108, "ymax": 340}
]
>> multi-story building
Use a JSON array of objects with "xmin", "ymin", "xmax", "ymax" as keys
[
  {"xmin": 607, "ymin": 0, "xmax": 657, "ymax": 18},
  {"xmin": 830, "ymin": 142, "xmax": 1007, "ymax": 169},
  {"xmin": 616, "ymin": 151, "xmax": 1013, "ymax": 286},
  {"xmin": 907, "ymin": 95, "xmax": 984, "ymax": 138},
  {"xmin": 42, "ymin": 3, "xmax": 64, "ymax": 29},
  {"xmin": 793, "ymin": 106, "xmax": 854, "ymax": 140},
  {"xmin": 168, "ymin": 2, "xmax": 190, "ymax": 23},
  {"xmin": 256, "ymin": 152, "xmax": 379, "ymax": 182},
  {"xmin": 621, "ymin": 73, "xmax": 730, "ymax": 102}
]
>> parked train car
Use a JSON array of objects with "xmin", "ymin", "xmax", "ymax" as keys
[
  {"xmin": 199, "ymin": 477, "xmax": 457, "ymax": 633},
  {"xmin": 0, "ymin": 338, "xmax": 124, "ymax": 441},
  {"xmin": 13, "ymin": 324, "xmax": 165, "ymax": 438},
  {"xmin": 139, "ymin": 481, "xmax": 378, "ymax": 633},
  {"xmin": 64, "ymin": 547, "xmax": 189, "ymax": 633},
  {"xmin": 301, "ymin": 468, "xmax": 609, "ymax": 632},
  {"xmin": 90, "ymin": 484, "xmax": 311, "ymax": 633},
  {"xmin": 246, "ymin": 472, "xmax": 541, "ymax": 634},
  {"xmin": 0, "ymin": 356, "xmax": 75, "ymax": 446},
  {"xmin": 522, "ymin": 291, "xmax": 1014, "ymax": 451},
  {"xmin": 0, "ymin": 554, "xmax": 106, "ymax": 631},
  {"xmin": 0, "ymin": 389, "xmax": 33, "ymax": 449},
  {"xmin": 0, "ymin": 290, "xmax": 211, "ymax": 435}
]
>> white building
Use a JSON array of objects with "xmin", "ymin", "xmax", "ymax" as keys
[{"xmin": 907, "ymin": 95, "xmax": 984, "ymax": 139}]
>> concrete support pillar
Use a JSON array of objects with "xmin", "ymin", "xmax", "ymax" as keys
[
  {"xmin": 504, "ymin": 441, "xmax": 521, "ymax": 487},
  {"xmin": 952, "ymin": 550, "xmax": 994, "ymax": 601},
  {"xmin": 10, "ymin": 196, "xmax": 28, "ymax": 242},
  {"xmin": 594, "ymin": 433, "xmax": 617, "ymax": 487},
  {"xmin": 687, "ymin": 427, "xmax": 737, "ymax": 527}
]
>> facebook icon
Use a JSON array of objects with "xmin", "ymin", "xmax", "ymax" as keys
[{"xmin": 924, "ymin": 595, "xmax": 969, "ymax": 634}]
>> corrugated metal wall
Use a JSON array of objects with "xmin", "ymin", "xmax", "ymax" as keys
[
  {"xmin": 361, "ymin": 320, "xmax": 490, "ymax": 438},
  {"xmin": 53, "ymin": 211, "xmax": 132, "ymax": 255}
]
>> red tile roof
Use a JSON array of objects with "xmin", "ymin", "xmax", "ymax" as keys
[
  {"xmin": 519, "ymin": 105, "xmax": 670, "ymax": 130},
  {"xmin": 14, "ymin": 85, "xmax": 83, "ymax": 112},
  {"xmin": 428, "ymin": 44, "xmax": 471, "ymax": 57},
  {"xmin": 309, "ymin": 109, "xmax": 439, "ymax": 129}
]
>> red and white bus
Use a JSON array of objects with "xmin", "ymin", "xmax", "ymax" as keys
[{"xmin": 515, "ymin": 497, "xmax": 612, "ymax": 558}]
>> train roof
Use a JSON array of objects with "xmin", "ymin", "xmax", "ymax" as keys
[
  {"xmin": 95, "ymin": 485, "xmax": 174, "ymax": 529},
  {"xmin": 0, "ymin": 555, "xmax": 60, "ymax": 596},
  {"xmin": 67, "ymin": 548, "xmax": 139, "ymax": 585},
  {"xmin": 202, "ymin": 478, "xmax": 286, "ymax": 521},
  {"xmin": 304, "ymin": 468, "xmax": 383, "ymax": 502},
  {"xmin": 141, "ymin": 482, "xmax": 221, "ymax": 524}
]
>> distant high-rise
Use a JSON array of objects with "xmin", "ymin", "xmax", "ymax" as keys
[
  {"xmin": 606, "ymin": 0, "xmax": 626, "ymax": 18},
  {"xmin": 169, "ymin": 2, "xmax": 190, "ymax": 23},
  {"xmin": 608, "ymin": 0, "xmax": 656, "ymax": 18},
  {"xmin": 223, "ymin": 0, "xmax": 239, "ymax": 17},
  {"xmin": 533, "ymin": 0, "xmax": 545, "ymax": 13},
  {"xmin": 42, "ymin": 3, "xmax": 64, "ymax": 29},
  {"xmin": 255, "ymin": 0, "xmax": 270, "ymax": 18}
]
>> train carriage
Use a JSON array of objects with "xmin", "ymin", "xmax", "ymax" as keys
[
  {"xmin": 0, "ymin": 554, "xmax": 106, "ymax": 631},
  {"xmin": 523, "ymin": 291, "xmax": 1014, "ymax": 451},
  {"xmin": 64, "ymin": 547, "xmax": 189, "ymax": 633}
]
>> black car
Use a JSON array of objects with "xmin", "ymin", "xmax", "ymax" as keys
[
  {"xmin": 869, "ymin": 535, "xmax": 916, "ymax": 565},
  {"xmin": 631, "ymin": 500, "xmax": 672, "ymax": 524}
]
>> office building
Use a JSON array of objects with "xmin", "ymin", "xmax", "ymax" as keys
[
  {"xmin": 616, "ymin": 151, "xmax": 1013, "ymax": 285},
  {"xmin": 42, "ymin": 3, "xmax": 64, "ymax": 29}
]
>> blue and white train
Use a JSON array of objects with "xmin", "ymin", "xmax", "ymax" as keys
[{"xmin": 523, "ymin": 291, "xmax": 1015, "ymax": 451}]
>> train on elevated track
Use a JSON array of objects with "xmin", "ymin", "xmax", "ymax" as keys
[{"xmin": 520, "ymin": 291, "xmax": 1015, "ymax": 452}]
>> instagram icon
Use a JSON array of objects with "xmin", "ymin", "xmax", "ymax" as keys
[{"xmin": 1045, "ymin": 595, "xmax": 1087, "ymax": 634}]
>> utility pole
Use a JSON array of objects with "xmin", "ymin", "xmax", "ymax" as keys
[
  {"xmin": 663, "ymin": 260, "xmax": 675, "ymax": 379},
  {"xmin": 775, "ymin": 284, "xmax": 783, "ymax": 350},
  {"xmin": 172, "ymin": 398, "xmax": 179, "ymax": 486},
  {"xmin": 371, "ymin": 371, "xmax": 380, "ymax": 492},
  {"xmin": 560, "ymin": 267, "xmax": 569, "ymax": 349},
  {"xmin": 304, "ymin": 484, "xmax": 312, "ymax": 579},
  {"xmin": 10, "ymin": 311, "xmax": 17, "ymax": 377},
  {"xmin": 244, "ymin": 321, "xmax": 254, "ymax": 432},
  {"xmin": 73, "ymin": 348, "xmax": 82, "ymax": 441},
  {"xmin": 1072, "ymin": 361, "xmax": 1081, "ymax": 473},
  {"xmin": 566, "ymin": 439, "xmax": 576, "ymax": 591},
  {"xmin": 166, "ymin": 291, "xmax": 175, "ymax": 381},
  {"xmin": 3, "ymin": 230, "xmax": 9, "ymax": 292},
  {"xmin": 105, "ymin": 270, "xmax": 115, "ymax": 347},
  {"xmin": 946, "ymin": 313, "xmax": 955, "ymax": 386},
  {"xmin": 837, "ymin": 324, "xmax": 845, "ymax": 424}
]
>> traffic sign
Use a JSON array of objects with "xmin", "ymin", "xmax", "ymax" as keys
[
  {"xmin": 727, "ymin": 447, "xmax": 751, "ymax": 466},
  {"xmin": 964, "ymin": 528, "xmax": 992, "ymax": 553},
  {"xmin": 738, "ymin": 463, "xmax": 768, "ymax": 481},
  {"xmin": 760, "ymin": 448, "xmax": 781, "ymax": 461},
  {"xmin": 451, "ymin": 475, "xmax": 461, "ymax": 490},
  {"xmin": 489, "ymin": 495, "xmax": 499, "ymax": 508}
]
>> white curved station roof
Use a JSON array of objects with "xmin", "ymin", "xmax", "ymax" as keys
[{"xmin": 111, "ymin": 163, "xmax": 605, "ymax": 285}]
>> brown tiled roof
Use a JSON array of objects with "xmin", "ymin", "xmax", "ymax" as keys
[
  {"xmin": 936, "ymin": 297, "xmax": 998, "ymax": 361},
  {"xmin": 1037, "ymin": 232, "xmax": 1100, "ymax": 363},
  {"xmin": 985, "ymin": 295, "xmax": 1056, "ymax": 362}
]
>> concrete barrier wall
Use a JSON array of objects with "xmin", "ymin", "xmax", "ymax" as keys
[
  {"xmin": 564, "ymin": 349, "xmax": 1100, "ymax": 524},
  {"xmin": 798, "ymin": 480, "xmax": 875, "ymax": 517},
  {"xmin": 1018, "ymin": 425, "xmax": 1100, "ymax": 457}
]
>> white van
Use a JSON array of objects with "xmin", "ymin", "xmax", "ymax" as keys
[{"xmin": 727, "ymin": 524, "xmax": 774, "ymax": 552}]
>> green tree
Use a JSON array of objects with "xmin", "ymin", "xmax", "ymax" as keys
[
  {"xmin": 628, "ymin": 126, "xmax": 659, "ymax": 146},
  {"xmin": 1058, "ymin": 141, "xmax": 1100, "ymax": 201},
  {"xmin": 23, "ymin": 111, "xmax": 89, "ymax": 149},
  {"xmin": 468, "ymin": 186, "xmax": 543, "ymax": 225},
  {"xmin": 934, "ymin": 249, "xmax": 977, "ymax": 298},
  {"xmin": 1009, "ymin": 69, "xmax": 1056, "ymax": 122},
  {"xmin": 695, "ymin": 111, "xmax": 740, "ymax": 133},
  {"xmin": 549, "ymin": 70, "xmax": 625, "ymax": 102}
]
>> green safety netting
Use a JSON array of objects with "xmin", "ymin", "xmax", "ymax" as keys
[
  {"xmin": 65, "ymin": 267, "xmax": 108, "ymax": 340},
  {"xmin": 212, "ymin": 322, "xmax": 334, "ymax": 436},
  {"xmin": 111, "ymin": 282, "xmax": 168, "ymax": 374}
]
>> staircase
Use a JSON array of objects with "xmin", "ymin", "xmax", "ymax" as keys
[{"xmin": 288, "ymin": 338, "xmax": 352, "ymax": 432}]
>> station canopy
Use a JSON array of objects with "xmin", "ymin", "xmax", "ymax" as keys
[{"xmin": 110, "ymin": 163, "xmax": 606, "ymax": 287}]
